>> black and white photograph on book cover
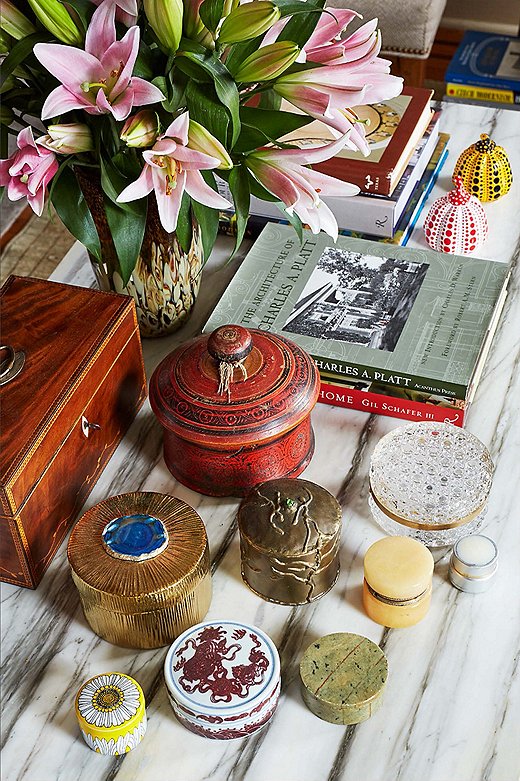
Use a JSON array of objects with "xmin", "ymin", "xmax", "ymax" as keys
[{"xmin": 282, "ymin": 246, "xmax": 429, "ymax": 352}]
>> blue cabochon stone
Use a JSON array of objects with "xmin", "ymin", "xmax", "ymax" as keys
[{"xmin": 102, "ymin": 514, "xmax": 168, "ymax": 561}]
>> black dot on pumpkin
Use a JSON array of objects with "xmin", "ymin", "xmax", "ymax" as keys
[
  {"xmin": 494, "ymin": 185, "xmax": 500, "ymax": 192},
  {"xmin": 472, "ymin": 185, "xmax": 479, "ymax": 192}
]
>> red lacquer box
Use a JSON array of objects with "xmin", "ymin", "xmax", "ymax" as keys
[{"xmin": 149, "ymin": 324, "xmax": 320, "ymax": 497}]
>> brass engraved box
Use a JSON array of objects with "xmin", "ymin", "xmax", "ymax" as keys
[{"xmin": 237, "ymin": 478, "xmax": 342, "ymax": 605}]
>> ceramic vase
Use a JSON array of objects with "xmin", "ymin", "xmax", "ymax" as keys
[{"xmin": 76, "ymin": 169, "xmax": 203, "ymax": 338}]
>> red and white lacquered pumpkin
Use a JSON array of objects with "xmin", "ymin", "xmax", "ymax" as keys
[{"xmin": 423, "ymin": 176, "xmax": 488, "ymax": 255}]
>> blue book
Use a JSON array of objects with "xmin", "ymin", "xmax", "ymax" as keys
[{"xmin": 446, "ymin": 31, "xmax": 520, "ymax": 105}]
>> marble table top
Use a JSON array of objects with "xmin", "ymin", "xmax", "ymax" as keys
[{"xmin": 2, "ymin": 101, "xmax": 520, "ymax": 781}]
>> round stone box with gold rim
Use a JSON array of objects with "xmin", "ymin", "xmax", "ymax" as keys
[
  {"xmin": 67, "ymin": 492, "xmax": 211, "ymax": 649},
  {"xmin": 299, "ymin": 633, "xmax": 388, "ymax": 725},
  {"xmin": 75, "ymin": 672, "xmax": 146, "ymax": 755}
]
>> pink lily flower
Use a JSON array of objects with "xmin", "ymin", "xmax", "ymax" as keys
[
  {"xmin": 246, "ymin": 134, "xmax": 359, "ymax": 240},
  {"xmin": 0, "ymin": 127, "xmax": 58, "ymax": 216},
  {"xmin": 91, "ymin": 0, "xmax": 139, "ymax": 26},
  {"xmin": 34, "ymin": 1, "xmax": 164, "ymax": 122},
  {"xmin": 263, "ymin": 8, "xmax": 360, "ymax": 63},
  {"xmin": 117, "ymin": 113, "xmax": 232, "ymax": 233}
]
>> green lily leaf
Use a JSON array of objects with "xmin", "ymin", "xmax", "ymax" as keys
[
  {"xmin": 58, "ymin": 0, "xmax": 93, "ymax": 29},
  {"xmin": 176, "ymin": 192, "xmax": 193, "ymax": 254},
  {"xmin": 104, "ymin": 196, "xmax": 147, "ymax": 286},
  {"xmin": 0, "ymin": 33, "xmax": 48, "ymax": 88},
  {"xmin": 234, "ymin": 106, "xmax": 312, "ymax": 153},
  {"xmin": 185, "ymin": 81, "xmax": 229, "ymax": 146},
  {"xmin": 199, "ymin": 0, "xmax": 225, "ymax": 34},
  {"xmin": 176, "ymin": 51, "xmax": 241, "ymax": 145},
  {"xmin": 275, "ymin": 0, "xmax": 325, "ymax": 46},
  {"xmin": 228, "ymin": 164, "xmax": 250, "ymax": 256},
  {"xmin": 192, "ymin": 171, "xmax": 220, "ymax": 262},
  {"xmin": 50, "ymin": 167, "xmax": 102, "ymax": 261}
]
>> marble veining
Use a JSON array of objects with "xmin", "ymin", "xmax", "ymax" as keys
[{"xmin": 2, "ymin": 102, "xmax": 520, "ymax": 781}]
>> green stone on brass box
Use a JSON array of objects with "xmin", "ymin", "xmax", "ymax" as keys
[{"xmin": 204, "ymin": 224, "xmax": 509, "ymax": 401}]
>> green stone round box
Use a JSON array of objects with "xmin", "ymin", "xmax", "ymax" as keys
[
  {"xmin": 237, "ymin": 478, "xmax": 342, "ymax": 605},
  {"xmin": 299, "ymin": 633, "xmax": 388, "ymax": 725}
]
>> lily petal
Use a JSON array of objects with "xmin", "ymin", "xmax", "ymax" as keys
[
  {"xmin": 305, "ymin": 9, "xmax": 360, "ymax": 49},
  {"xmin": 184, "ymin": 170, "xmax": 232, "ymax": 208},
  {"xmin": 34, "ymin": 43, "xmax": 103, "ymax": 93},
  {"xmin": 130, "ymin": 77, "xmax": 165, "ymax": 106},
  {"xmin": 102, "ymin": 28, "xmax": 140, "ymax": 100},
  {"xmin": 41, "ymin": 85, "xmax": 93, "ymax": 120},
  {"xmin": 117, "ymin": 164, "xmax": 155, "ymax": 202},
  {"xmin": 164, "ymin": 113, "xmax": 190, "ymax": 144},
  {"xmin": 152, "ymin": 166, "xmax": 186, "ymax": 233},
  {"xmin": 85, "ymin": 2, "xmax": 116, "ymax": 59}
]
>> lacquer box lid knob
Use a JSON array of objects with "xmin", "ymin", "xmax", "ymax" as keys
[
  {"xmin": 149, "ymin": 324, "xmax": 320, "ymax": 448},
  {"xmin": 164, "ymin": 620, "xmax": 281, "ymax": 740},
  {"xmin": 67, "ymin": 492, "xmax": 211, "ymax": 648},
  {"xmin": 237, "ymin": 478, "xmax": 342, "ymax": 605},
  {"xmin": 75, "ymin": 672, "xmax": 146, "ymax": 755},
  {"xmin": 369, "ymin": 422, "xmax": 494, "ymax": 546}
]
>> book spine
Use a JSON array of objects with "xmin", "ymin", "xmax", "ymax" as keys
[
  {"xmin": 216, "ymin": 179, "xmax": 398, "ymax": 237},
  {"xmin": 319, "ymin": 382, "xmax": 465, "ymax": 426},
  {"xmin": 315, "ymin": 358, "xmax": 467, "ymax": 400},
  {"xmin": 446, "ymin": 82, "xmax": 520, "ymax": 105}
]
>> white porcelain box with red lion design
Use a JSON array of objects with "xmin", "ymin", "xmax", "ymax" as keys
[{"xmin": 164, "ymin": 620, "xmax": 281, "ymax": 740}]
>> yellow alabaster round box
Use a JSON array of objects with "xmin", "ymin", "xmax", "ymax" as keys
[
  {"xmin": 363, "ymin": 536, "xmax": 434, "ymax": 628},
  {"xmin": 75, "ymin": 672, "xmax": 146, "ymax": 755}
]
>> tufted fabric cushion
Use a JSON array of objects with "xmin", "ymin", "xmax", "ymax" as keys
[{"xmin": 327, "ymin": 0, "xmax": 447, "ymax": 58}]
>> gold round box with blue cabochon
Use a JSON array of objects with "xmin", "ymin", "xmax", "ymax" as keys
[
  {"xmin": 75, "ymin": 672, "xmax": 146, "ymax": 755},
  {"xmin": 67, "ymin": 492, "xmax": 212, "ymax": 649}
]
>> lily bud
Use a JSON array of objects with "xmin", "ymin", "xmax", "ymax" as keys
[
  {"xmin": 144, "ymin": 0, "xmax": 183, "ymax": 53},
  {"xmin": 218, "ymin": 1, "xmax": 280, "ymax": 45},
  {"xmin": 26, "ymin": 0, "xmax": 83, "ymax": 46},
  {"xmin": 0, "ymin": 1, "xmax": 36, "ymax": 40},
  {"xmin": 182, "ymin": 0, "xmax": 204, "ymax": 38},
  {"xmin": 120, "ymin": 110, "xmax": 160, "ymax": 148},
  {"xmin": 187, "ymin": 120, "xmax": 233, "ymax": 170},
  {"xmin": 234, "ymin": 41, "xmax": 300, "ymax": 82},
  {"xmin": 37, "ymin": 124, "xmax": 94, "ymax": 154}
]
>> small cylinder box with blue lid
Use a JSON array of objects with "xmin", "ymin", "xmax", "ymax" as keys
[{"xmin": 68, "ymin": 492, "xmax": 211, "ymax": 648}]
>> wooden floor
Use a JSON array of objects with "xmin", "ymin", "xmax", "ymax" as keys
[{"xmin": 0, "ymin": 204, "xmax": 76, "ymax": 286}]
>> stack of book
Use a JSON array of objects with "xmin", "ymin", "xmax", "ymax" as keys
[
  {"xmin": 445, "ymin": 30, "xmax": 520, "ymax": 108},
  {"xmin": 219, "ymin": 88, "xmax": 448, "ymax": 245},
  {"xmin": 205, "ymin": 224, "xmax": 510, "ymax": 426}
]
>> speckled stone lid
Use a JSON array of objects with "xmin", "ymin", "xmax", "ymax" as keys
[{"xmin": 299, "ymin": 633, "xmax": 388, "ymax": 725}]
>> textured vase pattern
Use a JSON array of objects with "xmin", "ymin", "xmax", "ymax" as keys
[
  {"xmin": 93, "ymin": 226, "xmax": 203, "ymax": 338},
  {"xmin": 76, "ymin": 168, "xmax": 203, "ymax": 338}
]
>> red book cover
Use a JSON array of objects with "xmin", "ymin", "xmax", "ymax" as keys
[
  {"xmin": 312, "ymin": 87, "xmax": 433, "ymax": 195},
  {"xmin": 319, "ymin": 382, "xmax": 465, "ymax": 427}
]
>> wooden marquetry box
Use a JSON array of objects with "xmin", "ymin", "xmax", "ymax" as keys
[{"xmin": 0, "ymin": 276, "xmax": 147, "ymax": 588}]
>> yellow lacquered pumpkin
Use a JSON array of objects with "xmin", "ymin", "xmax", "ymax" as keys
[{"xmin": 453, "ymin": 133, "xmax": 512, "ymax": 202}]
